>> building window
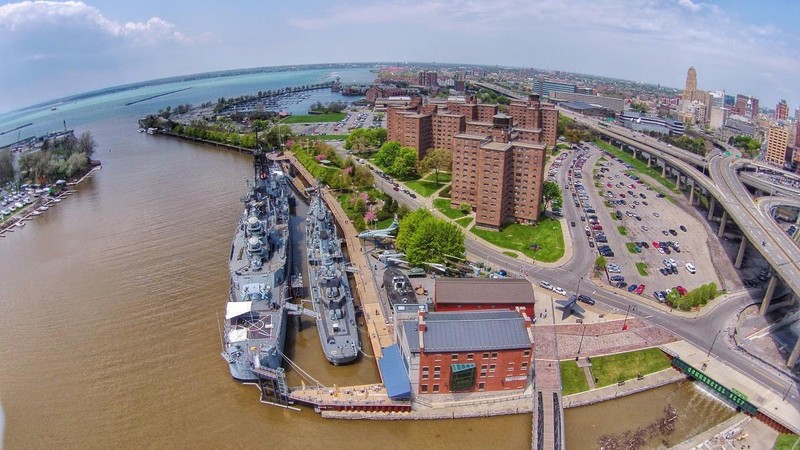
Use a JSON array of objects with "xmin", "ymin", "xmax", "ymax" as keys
[
  {"xmin": 433, "ymin": 384, "xmax": 440, "ymax": 393},
  {"xmin": 478, "ymin": 382, "xmax": 485, "ymax": 391},
  {"xmin": 489, "ymin": 364, "xmax": 496, "ymax": 372},
  {"xmin": 523, "ymin": 350, "xmax": 531, "ymax": 357},
  {"xmin": 449, "ymin": 363, "xmax": 476, "ymax": 392},
  {"xmin": 451, "ymin": 354, "xmax": 458, "ymax": 361},
  {"xmin": 483, "ymin": 353, "xmax": 490, "ymax": 359},
  {"xmin": 491, "ymin": 352, "xmax": 498, "ymax": 359},
  {"xmin": 421, "ymin": 384, "xmax": 428, "ymax": 393},
  {"xmin": 467, "ymin": 353, "xmax": 474, "ymax": 361}
]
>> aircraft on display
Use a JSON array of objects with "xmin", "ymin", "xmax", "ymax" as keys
[
  {"xmin": 555, "ymin": 294, "xmax": 585, "ymax": 320},
  {"xmin": 377, "ymin": 251, "xmax": 407, "ymax": 266},
  {"xmin": 356, "ymin": 216, "xmax": 398, "ymax": 241}
]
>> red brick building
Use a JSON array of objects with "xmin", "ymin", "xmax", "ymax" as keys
[
  {"xmin": 433, "ymin": 278, "xmax": 536, "ymax": 317},
  {"xmin": 396, "ymin": 310, "xmax": 534, "ymax": 394},
  {"xmin": 386, "ymin": 94, "xmax": 557, "ymax": 228}
]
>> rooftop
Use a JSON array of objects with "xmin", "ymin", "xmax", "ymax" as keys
[
  {"xmin": 402, "ymin": 310, "xmax": 532, "ymax": 353},
  {"xmin": 435, "ymin": 278, "xmax": 535, "ymax": 305}
]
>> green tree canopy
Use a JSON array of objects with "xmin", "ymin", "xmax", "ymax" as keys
[
  {"xmin": 396, "ymin": 209, "xmax": 465, "ymax": 266},
  {"xmin": 389, "ymin": 147, "xmax": 418, "ymax": 178},
  {"xmin": 374, "ymin": 141, "xmax": 401, "ymax": 168},
  {"xmin": 418, "ymin": 147, "xmax": 452, "ymax": 185},
  {"xmin": 542, "ymin": 180, "xmax": 563, "ymax": 211}
]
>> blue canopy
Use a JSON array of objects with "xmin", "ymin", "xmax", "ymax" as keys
[{"xmin": 378, "ymin": 344, "xmax": 412, "ymax": 399}]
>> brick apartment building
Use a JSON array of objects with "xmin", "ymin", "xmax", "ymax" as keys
[
  {"xmin": 387, "ymin": 95, "xmax": 558, "ymax": 228},
  {"xmin": 396, "ymin": 310, "xmax": 534, "ymax": 395}
]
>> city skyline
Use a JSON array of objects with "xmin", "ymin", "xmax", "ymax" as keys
[{"xmin": 0, "ymin": 0, "xmax": 798, "ymax": 114}]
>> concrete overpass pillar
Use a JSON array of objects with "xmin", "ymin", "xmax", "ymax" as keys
[
  {"xmin": 676, "ymin": 175, "xmax": 682, "ymax": 190},
  {"xmin": 661, "ymin": 163, "xmax": 667, "ymax": 178},
  {"xmin": 788, "ymin": 336, "xmax": 800, "ymax": 368},
  {"xmin": 734, "ymin": 237, "xmax": 747, "ymax": 269},
  {"xmin": 632, "ymin": 148, "xmax": 637, "ymax": 158},
  {"xmin": 759, "ymin": 277, "xmax": 778, "ymax": 316},
  {"xmin": 707, "ymin": 197, "xmax": 716, "ymax": 220},
  {"xmin": 717, "ymin": 210, "xmax": 729, "ymax": 237},
  {"xmin": 647, "ymin": 157, "xmax": 652, "ymax": 167},
  {"xmin": 688, "ymin": 184, "xmax": 695, "ymax": 204}
]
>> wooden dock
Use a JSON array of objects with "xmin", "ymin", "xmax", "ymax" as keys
[{"xmin": 289, "ymin": 383, "xmax": 411, "ymax": 413}]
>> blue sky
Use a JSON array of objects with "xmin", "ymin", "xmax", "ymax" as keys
[{"xmin": 0, "ymin": 0, "xmax": 798, "ymax": 114}]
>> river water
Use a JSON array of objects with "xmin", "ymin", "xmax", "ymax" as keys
[{"xmin": 0, "ymin": 67, "xmax": 736, "ymax": 449}]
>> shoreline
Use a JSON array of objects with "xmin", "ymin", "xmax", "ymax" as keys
[{"xmin": 0, "ymin": 165, "xmax": 101, "ymax": 235}]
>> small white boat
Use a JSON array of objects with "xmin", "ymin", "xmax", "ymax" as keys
[
  {"xmin": 52, "ymin": 198, "xmax": 62, "ymax": 203},
  {"xmin": 32, "ymin": 211, "xmax": 41, "ymax": 216},
  {"xmin": 38, "ymin": 206, "xmax": 48, "ymax": 212}
]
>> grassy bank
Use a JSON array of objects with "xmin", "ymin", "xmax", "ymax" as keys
[
  {"xmin": 471, "ymin": 219, "xmax": 564, "ymax": 262},
  {"xmin": 594, "ymin": 139, "xmax": 677, "ymax": 192},
  {"xmin": 282, "ymin": 113, "xmax": 346, "ymax": 123},
  {"xmin": 590, "ymin": 349, "xmax": 672, "ymax": 387},
  {"xmin": 561, "ymin": 361, "xmax": 590, "ymax": 395},
  {"xmin": 433, "ymin": 198, "xmax": 468, "ymax": 219}
]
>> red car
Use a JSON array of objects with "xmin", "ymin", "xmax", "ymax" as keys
[
  {"xmin": 635, "ymin": 284, "xmax": 646, "ymax": 295},
  {"xmin": 652, "ymin": 241, "xmax": 660, "ymax": 248},
  {"xmin": 592, "ymin": 224, "xmax": 603, "ymax": 230},
  {"xmin": 675, "ymin": 286, "xmax": 687, "ymax": 296},
  {"xmin": 619, "ymin": 193, "xmax": 626, "ymax": 198},
  {"xmin": 607, "ymin": 183, "xmax": 612, "ymax": 188}
]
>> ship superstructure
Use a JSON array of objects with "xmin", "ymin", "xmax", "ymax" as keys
[
  {"xmin": 222, "ymin": 149, "xmax": 291, "ymax": 381},
  {"xmin": 306, "ymin": 187, "xmax": 360, "ymax": 364}
]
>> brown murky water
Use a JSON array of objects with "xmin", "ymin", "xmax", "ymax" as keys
[
  {"xmin": 564, "ymin": 381, "xmax": 737, "ymax": 449},
  {"xmin": 0, "ymin": 119, "xmax": 735, "ymax": 449}
]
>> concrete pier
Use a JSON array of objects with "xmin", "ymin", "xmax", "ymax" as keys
[
  {"xmin": 688, "ymin": 184, "xmax": 695, "ymax": 204},
  {"xmin": 717, "ymin": 210, "xmax": 729, "ymax": 237},
  {"xmin": 707, "ymin": 197, "xmax": 716, "ymax": 220}
]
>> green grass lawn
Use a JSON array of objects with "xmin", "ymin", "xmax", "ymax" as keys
[
  {"xmin": 424, "ymin": 171, "xmax": 452, "ymax": 183},
  {"xmin": 774, "ymin": 434, "xmax": 800, "ymax": 449},
  {"xmin": 433, "ymin": 198, "xmax": 468, "ymax": 219},
  {"xmin": 561, "ymin": 361, "xmax": 590, "ymax": 395},
  {"xmin": 625, "ymin": 242, "xmax": 638, "ymax": 254},
  {"xmin": 471, "ymin": 219, "xmax": 564, "ymax": 262},
  {"xmin": 617, "ymin": 226, "xmax": 628, "ymax": 236},
  {"xmin": 503, "ymin": 251, "xmax": 518, "ymax": 258},
  {"xmin": 454, "ymin": 217, "xmax": 473, "ymax": 228},
  {"xmin": 589, "ymin": 348, "xmax": 672, "ymax": 387},
  {"xmin": 594, "ymin": 140, "xmax": 677, "ymax": 192},
  {"xmin": 635, "ymin": 262, "xmax": 649, "ymax": 276},
  {"xmin": 281, "ymin": 113, "xmax": 346, "ymax": 123},
  {"xmin": 405, "ymin": 179, "xmax": 445, "ymax": 197},
  {"xmin": 373, "ymin": 218, "xmax": 395, "ymax": 229}
]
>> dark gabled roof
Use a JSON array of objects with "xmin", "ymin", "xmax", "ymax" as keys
[
  {"xmin": 435, "ymin": 278, "xmax": 535, "ymax": 305},
  {"xmin": 401, "ymin": 310, "xmax": 531, "ymax": 353}
]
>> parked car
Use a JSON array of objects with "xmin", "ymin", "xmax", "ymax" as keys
[
  {"xmin": 635, "ymin": 284, "xmax": 646, "ymax": 295},
  {"xmin": 679, "ymin": 225, "xmax": 687, "ymax": 232},
  {"xmin": 616, "ymin": 281, "xmax": 628, "ymax": 288},
  {"xmin": 675, "ymin": 286, "xmax": 688, "ymax": 296},
  {"xmin": 552, "ymin": 286, "xmax": 567, "ymax": 296},
  {"xmin": 653, "ymin": 291, "xmax": 666, "ymax": 302},
  {"xmin": 685, "ymin": 263, "xmax": 696, "ymax": 274},
  {"xmin": 627, "ymin": 284, "xmax": 638, "ymax": 292},
  {"xmin": 577, "ymin": 294, "xmax": 595, "ymax": 305},
  {"xmin": 610, "ymin": 275, "xmax": 624, "ymax": 282},
  {"xmin": 540, "ymin": 281, "xmax": 553, "ymax": 290}
]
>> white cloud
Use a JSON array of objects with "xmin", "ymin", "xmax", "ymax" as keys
[
  {"xmin": 677, "ymin": 0, "xmax": 701, "ymax": 12},
  {"xmin": 0, "ymin": 1, "xmax": 194, "ymax": 42}
]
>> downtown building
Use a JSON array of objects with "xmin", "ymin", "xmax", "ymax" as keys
[
  {"xmin": 387, "ymin": 95, "xmax": 558, "ymax": 228},
  {"xmin": 766, "ymin": 126, "xmax": 790, "ymax": 167}
]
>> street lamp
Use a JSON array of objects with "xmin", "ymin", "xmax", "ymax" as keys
[
  {"xmin": 622, "ymin": 305, "xmax": 635, "ymax": 331},
  {"xmin": 577, "ymin": 324, "xmax": 587, "ymax": 354},
  {"xmin": 576, "ymin": 276, "xmax": 585, "ymax": 297},
  {"xmin": 707, "ymin": 330, "xmax": 722, "ymax": 358}
]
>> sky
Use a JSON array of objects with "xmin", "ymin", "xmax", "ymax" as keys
[{"xmin": 0, "ymin": 0, "xmax": 798, "ymax": 114}]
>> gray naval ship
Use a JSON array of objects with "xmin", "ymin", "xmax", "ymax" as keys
[
  {"xmin": 306, "ymin": 187, "xmax": 360, "ymax": 365},
  {"xmin": 221, "ymin": 149, "xmax": 291, "ymax": 381}
]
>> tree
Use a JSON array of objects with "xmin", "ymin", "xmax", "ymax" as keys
[
  {"xmin": 396, "ymin": 209, "xmax": 465, "ymax": 266},
  {"xmin": 263, "ymin": 125, "xmax": 293, "ymax": 149},
  {"xmin": 389, "ymin": 147, "xmax": 418, "ymax": 178},
  {"xmin": 374, "ymin": 141, "xmax": 401, "ymax": 168},
  {"xmin": 0, "ymin": 150, "xmax": 14, "ymax": 184},
  {"xmin": 594, "ymin": 256, "xmax": 607, "ymax": 272},
  {"xmin": 76, "ymin": 131, "xmax": 96, "ymax": 158},
  {"xmin": 541, "ymin": 181, "xmax": 562, "ymax": 211},
  {"xmin": 418, "ymin": 148, "xmax": 452, "ymax": 185}
]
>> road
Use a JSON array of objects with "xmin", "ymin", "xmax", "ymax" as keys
[{"xmin": 331, "ymin": 141, "xmax": 800, "ymax": 409}]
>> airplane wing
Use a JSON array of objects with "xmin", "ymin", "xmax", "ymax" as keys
[{"xmin": 571, "ymin": 303, "xmax": 586, "ymax": 316}]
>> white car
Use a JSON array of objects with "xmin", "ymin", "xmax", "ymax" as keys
[
  {"xmin": 540, "ymin": 281, "xmax": 553, "ymax": 290},
  {"xmin": 685, "ymin": 263, "xmax": 696, "ymax": 274},
  {"xmin": 552, "ymin": 287, "xmax": 567, "ymax": 296}
]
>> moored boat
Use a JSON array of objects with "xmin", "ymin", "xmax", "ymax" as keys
[{"xmin": 306, "ymin": 187, "xmax": 360, "ymax": 365}]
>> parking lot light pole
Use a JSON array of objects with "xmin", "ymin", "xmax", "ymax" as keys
[
  {"xmin": 622, "ymin": 305, "xmax": 635, "ymax": 331},
  {"xmin": 577, "ymin": 324, "xmax": 587, "ymax": 354},
  {"xmin": 707, "ymin": 330, "xmax": 722, "ymax": 358}
]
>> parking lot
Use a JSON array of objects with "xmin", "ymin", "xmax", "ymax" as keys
[
  {"xmin": 566, "ymin": 142, "xmax": 721, "ymax": 303},
  {"xmin": 290, "ymin": 106, "xmax": 384, "ymax": 137}
]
